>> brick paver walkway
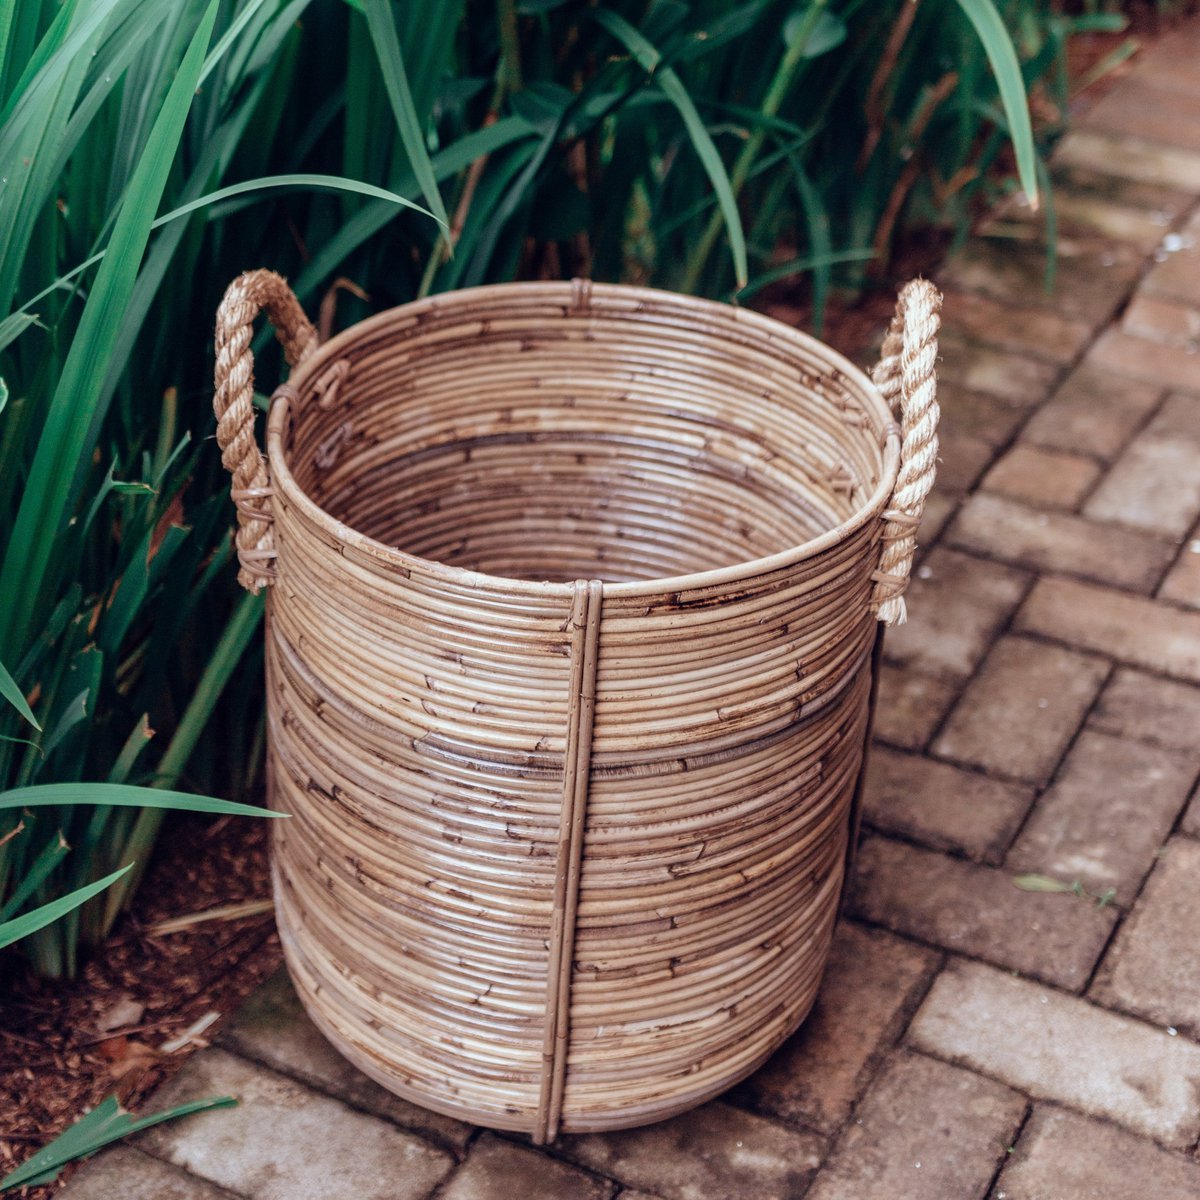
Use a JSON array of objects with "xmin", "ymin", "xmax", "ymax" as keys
[{"xmin": 61, "ymin": 22, "xmax": 1200, "ymax": 1200}]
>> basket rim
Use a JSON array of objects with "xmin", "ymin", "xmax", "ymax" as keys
[{"xmin": 265, "ymin": 279, "xmax": 901, "ymax": 599}]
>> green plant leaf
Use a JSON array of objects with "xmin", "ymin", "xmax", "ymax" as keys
[
  {"xmin": 0, "ymin": 863, "xmax": 131, "ymax": 949},
  {"xmin": 0, "ymin": 830, "xmax": 69, "ymax": 921},
  {"xmin": 953, "ymin": 0, "xmax": 1039, "ymax": 207},
  {"xmin": 0, "ymin": 1093, "xmax": 237, "ymax": 1190},
  {"xmin": 0, "ymin": 782, "xmax": 286, "ymax": 818},
  {"xmin": 0, "ymin": 0, "xmax": 132, "ymax": 140},
  {"xmin": 14, "ymin": 174, "xmax": 440, "ymax": 323},
  {"xmin": 0, "ymin": 0, "xmax": 18, "ymax": 95},
  {"xmin": 39, "ymin": 687, "xmax": 90, "ymax": 758},
  {"xmin": 0, "ymin": 653, "xmax": 39, "ymax": 729},
  {"xmin": 361, "ymin": 0, "xmax": 449, "ymax": 235},
  {"xmin": 197, "ymin": 0, "xmax": 271, "ymax": 88},
  {"xmin": 100, "ymin": 589, "xmax": 273, "ymax": 920},
  {"xmin": 0, "ymin": 311, "xmax": 40, "ymax": 353},
  {"xmin": 0, "ymin": 0, "xmax": 221, "ymax": 664},
  {"xmin": 594, "ymin": 7, "xmax": 747, "ymax": 288},
  {"xmin": 733, "ymin": 246, "xmax": 875, "ymax": 301},
  {"xmin": 291, "ymin": 116, "xmax": 537, "ymax": 300}
]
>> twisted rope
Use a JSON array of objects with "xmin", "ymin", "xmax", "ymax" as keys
[
  {"xmin": 870, "ymin": 278, "xmax": 941, "ymax": 626},
  {"xmin": 214, "ymin": 271, "xmax": 319, "ymax": 591}
]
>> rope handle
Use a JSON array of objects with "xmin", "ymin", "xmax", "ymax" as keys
[
  {"xmin": 869, "ymin": 278, "xmax": 942, "ymax": 626},
  {"xmin": 213, "ymin": 270, "xmax": 319, "ymax": 592}
]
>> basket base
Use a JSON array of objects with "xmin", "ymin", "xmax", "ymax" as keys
[{"xmin": 274, "ymin": 898, "xmax": 831, "ymax": 1138}]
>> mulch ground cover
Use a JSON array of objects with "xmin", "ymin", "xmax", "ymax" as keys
[{"xmin": 0, "ymin": 814, "xmax": 280, "ymax": 1196}]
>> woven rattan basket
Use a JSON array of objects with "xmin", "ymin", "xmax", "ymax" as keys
[{"xmin": 212, "ymin": 273, "xmax": 941, "ymax": 1142}]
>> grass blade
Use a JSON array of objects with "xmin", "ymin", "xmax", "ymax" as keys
[
  {"xmin": 787, "ymin": 156, "xmax": 835, "ymax": 330},
  {"xmin": 0, "ymin": 782, "xmax": 288, "ymax": 818},
  {"xmin": 361, "ymin": 0, "xmax": 449, "ymax": 236},
  {"xmin": 0, "ymin": 0, "xmax": 220, "ymax": 664},
  {"xmin": 733, "ymin": 247, "xmax": 876, "ymax": 302},
  {"xmin": 0, "ymin": 0, "xmax": 15, "ymax": 95},
  {"xmin": 0, "ymin": 311, "xmax": 37, "ymax": 352},
  {"xmin": 0, "ymin": 863, "xmax": 131, "ymax": 949},
  {"xmin": 101, "ymin": 589, "xmax": 272, "ymax": 921},
  {"xmin": 594, "ymin": 8, "xmax": 747, "ymax": 288},
  {"xmin": 13, "ymin": 174, "xmax": 438, "ymax": 327},
  {"xmin": 0, "ymin": 830, "xmax": 69, "ymax": 921},
  {"xmin": 0, "ymin": 653, "xmax": 40, "ymax": 729},
  {"xmin": 1, "ymin": 1094, "xmax": 237, "ymax": 1190},
  {"xmin": 953, "ymin": 0, "xmax": 1038, "ymax": 207},
  {"xmin": 1012, "ymin": 872, "xmax": 1075, "ymax": 893}
]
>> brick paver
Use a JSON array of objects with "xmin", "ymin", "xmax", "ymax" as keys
[
  {"xmin": 984, "ymin": 166, "xmax": 1189, "ymax": 252},
  {"xmin": 1184, "ymin": 789, "xmax": 1200, "ymax": 838},
  {"xmin": 909, "ymin": 961, "xmax": 1200, "ymax": 1147},
  {"xmin": 802, "ymin": 1052, "xmax": 1024, "ymax": 1200},
  {"xmin": 1122, "ymin": 293, "xmax": 1200, "ymax": 348},
  {"xmin": 1022, "ymin": 363, "xmax": 1162, "ymax": 461},
  {"xmin": 61, "ymin": 1149, "xmax": 240, "ymax": 1200},
  {"xmin": 933, "ymin": 636, "xmax": 1109, "ymax": 784},
  {"xmin": 1082, "ymin": 75, "xmax": 1200, "ymax": 151},
  {"xmin": 137, "ymin": 1050, "xmax": 454, "ymax": 1200},
  {"xmin": 936, "ymin": 379, "xmax": 1029, "ymax": 446},
  {"xmin": 1087, "ymin": 666, "xmax": 1200, "ymax": 754},
  {"xmin": 1142, "ymin": 209, "xmax": 1200, "ymax": 306},
  {"xmin": 938, "ymin": 234, "xmax": 1141, "ymax": 325},
  {"xmin": 994, "ymin": 1106, "xmax": 1200, "ymax": 1200},
  {"xmin": 218, "ymin": 970, "xmax": 472, "ymax": 1152},
  {"xmin": 862, "ymin": 746, "xmax": 1032, "ymax": 862},
  {"xmin": 883, "ymin": 547, "xmax": 1029, "ymax": 680},
  {"xmin": 947, "ymin": 491, "xmax": 1174, "ymax": 590},
  {"xmin": 1017, "ymin": 576, "xmax": 1200, "ymax": 682},
  {"xmin": 871, "ymin": 664, "xmax": 957, "ymax": 750},
  {"xmin": 556, "ymin": 1102, "xmax": 824, "ymax": 1200},
  {"xmin": 733, "ymin": 922, "xmax": 937, "ymax": 1134},
  {"xmin": 440, "ymin": 1136, "xmax": 612, "ymax": 1200},
  {"xmin": 52, "ymin": 20, "xmax": 1200, "ymax": 1200},
  {"xmin": 981, "ymin": 444, "xmax": 1101, "ymax": 510},
  {"xmin": 1160, "ymin": 537, "xmax": 1200, "ymax": 607},
  {"xmin": 1005, "ymin": 730, "xmax": 1196, "ymax": 898},
  {"xmin": 848, "ymin": 836, "xmax": 1115, "ymax": 989},
  {"xmin": 934, "ymin": 333, "xmax": 1061, "ymax": 403},
  {"xmin": 1084, "ymin": 394, "xmax": 1200, "ymax": 539},
  {"xmin": 938, "ymin": 287, "xmax": 1092, "ymax": 363},
  {"xmin": 1089, "ymin": 327, "xmax": 1200, "ymax": 395},
  {"xmin": 1091, "ymin": 838, "xmax": 1200, "ymax": 1037},
  {"xmin": 1053, "ymin": 126, "xmax": 1200, "ymax": 191},
  {"xmin": 930, "ymin": 429, "xmax": 993, "ymax": 495}
]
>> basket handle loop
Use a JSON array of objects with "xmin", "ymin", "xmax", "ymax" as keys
[
  {"xmin": 213, "ymin": 270, "xmax": 319, "ymax": 592},
  {"xmin": 870, "ymin": 278, "xmax": 942, "ymax": 626}
]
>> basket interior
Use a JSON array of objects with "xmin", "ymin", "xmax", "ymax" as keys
[{"xmin": 282, "ymin": 287, "xmax": 891, "ymax": 585}]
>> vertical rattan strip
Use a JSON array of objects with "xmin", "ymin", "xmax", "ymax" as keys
[{"xmin": 535, "ymin": 578, "xmax": 605, "ymax": 1145}]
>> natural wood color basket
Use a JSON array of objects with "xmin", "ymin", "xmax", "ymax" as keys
[{"xmin": 213, "ymin": 274, "xmax": 940, "ymax": 1141}]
